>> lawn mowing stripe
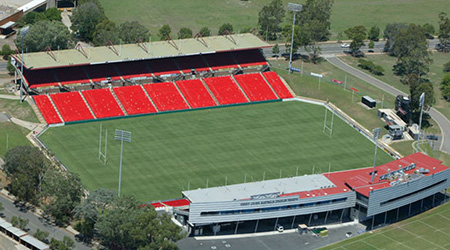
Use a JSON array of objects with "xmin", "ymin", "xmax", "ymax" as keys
[
  {"xmin": 416, "ymin": 220, "xmax": 450, "ymax": 237},
  {"xmin": 397, "ymin": 227, "xmax": 445, "ymax": 249}
]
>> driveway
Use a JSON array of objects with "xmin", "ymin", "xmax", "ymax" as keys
[{"xmin": 326, "ymin": 56, "xmax": 450, "ymax": 154}]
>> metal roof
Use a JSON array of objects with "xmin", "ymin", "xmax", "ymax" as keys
[
  {"xmin": 183, "ymin": 174, "xmax": 336, "ymax": 203},
  {"xmin": 21, "ymin": 235, "xmax": 50, "ymax": 250},
  {"xmin": 15, "ymin": 33, "xmax": 269, "ymax": 70},
  {"xmin": 0, "ymin": 21, "xmax": 15, "ymax": 29}
]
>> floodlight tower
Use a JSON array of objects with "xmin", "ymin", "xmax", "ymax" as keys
[
  {"xmin": 115, "ymin": 129, "xmax": 131, "ymax": 197},
  {"xmin": 288, "ymin": 3, "xmax": 303, "ymax": 73},
  {"xmin": 371, "ymin": 127, "xmax": 381, "ymax": 183},
  {"xmin": 416, "ymin": 93, "xmax": 425, "ymax": 153},
  {"xmin": 19, "ymin": 26, "xmax": 30, "ymax": 103}
]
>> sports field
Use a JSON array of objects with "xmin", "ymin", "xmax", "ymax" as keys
[
  {"xmin": 321, "ymin": 201, "xmax": 450, "ymax": 250},
  {"xmin": 40, "ymin": 101, "xmax": 392, "ymax": 201},
  {"xmin": 98, "ymin": 0, "xmax": 449, "ymax": 39}
]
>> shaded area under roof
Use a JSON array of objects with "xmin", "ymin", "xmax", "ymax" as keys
[
  {"xmin": 183, "ymin": 174, "xmax": 336, "ymax": 203},
  {"xmin": 15, "ymin": 33, "xmax": 270, "ymax": 70}
]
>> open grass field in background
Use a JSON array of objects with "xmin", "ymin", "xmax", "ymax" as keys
[
  {"xmin": 39, "ymin": 101, "xmax": 392, "ymax": 201},
  {"xmin": 98, "ymin": 0, "xmax": 450, "ymax": 40},
  {"xmin": 321, "ymin": 200, "xmax": 450, "ymax": 250},
  {"xmin": 0, "ymin": 122, "xmax": 31, "ymax": 157}
]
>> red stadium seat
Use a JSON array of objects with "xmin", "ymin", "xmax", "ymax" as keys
[
  {"xmin": 113, "ymin": 85, "xmax": 157, "ymax": 115},
  {"xmin": 33, "ymin": 95, "xmax": 62, "ymax": 124},
  {"xmin": 233, "ymin": 73, "xmax": 278, "ymax": 102},
  {"xmin": 203, "ymin": 76, "xmax": 248, "ymax": 105},
  {"xmin": 176, "ymin": 79, "xmax": 217, "ymax": 108},
  {"xmin": 50, "ymin": 92, "xmax": 95, "ymax": 122},
  {"xmin": 262, "ymin": 72, "xmax": 293, "ymax": 99},
  {"xmin": 82, "ymin": 89, "xmax": 124, "ymax": 118},
  {"xmin": 143, "ymin": 82, "xmax": 190, "ymax": 112}
]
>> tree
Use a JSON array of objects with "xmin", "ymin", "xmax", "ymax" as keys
[
  {"xmin": 383, "ymin": 23, "xmax": 408, "ymax": 55},
  {"xmin": 40, "ymin": 168, "xmax": 83, "ymax": 226},
  {"xmin": 393, "ymin": 24, "xmax": 432, "ymax": 77},
  {"xmin": 401, "ymin": 74, "xmax": 435, "ymax": 112},
  {"xmin": 92, "ymin": 19, "xmax": 119, "ymax": 46},
  {"xmin": 218, "ymin": 23, "xmax": 233, "ymax": 35},
  {"xmin": 11, "ymin": 216, "xmax": 28, "ymax": 230},
  {"xmin": 368, "ymin": 26, "xmax": 380, "ymax": 41},
  {"xmin": 258, "ymin": 0, "xmax": 285, "ymax": 40},
  {"xmin": 44, "ymin": 8, "xmax": 62, "ymax": 22},
  {"xmin": 345, "ymin": 26, "xmax": 367, "ymax": 54},
  {"xmin": 158, "ymin": 24, "xmax": 171, "ymax": 40},
  {"xmin": 442, "ymin": 73, "xmax": 450, "ymax": 100},
  {"xmin": 119, "ymin": 21, "xmax": 150, "ymax": 43},
  {"xmin": 444, "ymin": 61, "xmax": 450, "ymax": 72},
  {"xmin": 438, "ymin": 12, "xmax": 450, "ymax": 52},
  {"xmin": 178, "ymin": 27, "xmax": 193, "ymax": 39},
  {"xmin": 1, "ymin": 44, "xmax": 14, "ymax": 60},
  {"xmin": 4, "ymin": 146, "xmax": 49, "ymax": 204},
  {"xmin": 199, "ymin": 27, "xmax": 211, "ymax": 37},
  {"xmin": 368, "ymin": 40, "xmax": 375, "ymax": 49},
  {"xmin": 7, "ymin": 57, "xmax": 14, "ymax": 75},
  {"xmin": 15, "ymin": 20, "xmax": 73, "ymax": 53},
  {"xmin": 297, "ymin": 0, "xmax": 334, "ymax": 41},
  {"xmin": 33, "ymin": 229, "xmax": 50, "ymax": 242},
  {"xmin": 422, "ymin": 23, "xmax": 435, "ymax": 39},
  {"xmin": 70, "ymin": 2, "xmax": 105, "ymax": 41},
  {"xmin": 272, "ymin": 44, "xmax": 280, "ymax": 54},
  {"xmin": 18, "ymin": 12, "xmax": 46, "ymax": 26},
  {"xmin": 50, "ymin": 236, "xmax": 74, "ymax": 250}
]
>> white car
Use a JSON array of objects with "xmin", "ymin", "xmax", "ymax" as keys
[{"xmin": 341, "ymin": 43, "xmax": 350, "ymax": 48}]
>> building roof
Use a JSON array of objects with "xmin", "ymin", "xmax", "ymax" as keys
[
  {"xmin": 182, "ymin": 153, "xmax": 449, "ymax": 204},
  {"xmin": 15, "ymin": 33, "xmax": 270, "ymax": 70},
  {"xmin": 21, "ymin": 235, "xmax": 50, "ymax": 250},
  {"xmin": 183, "ymin": 174, "xmax": 336, "ymax": 203},
  {"xmin": 0, "ymin": 21, "xmax": 15, "ymax": 29}
]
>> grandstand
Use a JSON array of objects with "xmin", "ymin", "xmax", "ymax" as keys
[{"xmin": 11, "ymin": 33, "xmax": 295, "ymax": 125}]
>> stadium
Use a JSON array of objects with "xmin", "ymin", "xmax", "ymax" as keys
[{"xmin": 10, "ymin": 33, "xmax": 450, "ymax": 237}]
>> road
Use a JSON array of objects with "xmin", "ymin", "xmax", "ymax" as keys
[
  {"xmin": 326, "ymin": 56, "xmax": 450, "ymax": 154},
  {"xmin": 262, "ymin": 39, "xmax": 441, "ymax": 57},
  {"xmin": 0, "ymin": 192, "xmax": 91, "ymax": 250}
]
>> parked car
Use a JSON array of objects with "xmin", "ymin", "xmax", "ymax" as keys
[
  {"xmin": 341, "ymin": 43, "xmax": 350, "ymax": 48},
  {"xmin": 368, "ymin": 49, "xmax": 375, "ymax": 53},
  {"xmin": 427, "ymin": 135, "xmax": 438, "ymax": 141},
  {"xmin": 276, "ymin": 224, "xmax": 284, "ymax": 232}
]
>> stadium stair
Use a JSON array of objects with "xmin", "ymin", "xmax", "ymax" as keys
[
  {"xmin": 139, "ymin": 85, "xmax": 160, "ymax": 112},
  {"xmin": 78, "ymin": 91, "xmax": 97, "ymax": 119},
  {"xmin": 259, "ymin": 72, "xmax": 280, "ymax": 99},
  {"xmin": 29, "ymin": 97, "xmax": 49, "ymax": 124},
  {"xmin": 109, "ymin": 87, "xmax": 128, "ymax": 116},
  {"xmin": 230, "ymin": 75, "xmax": 251, "ymax": 102},
  {"xmin": 46, "ymin": 94, "xmax": 65, "ymax": 123},
  {"xmin": 172, "ymin": 82, "xmax": 192, "ymax": 109},
  {"xmin": 200, "ymin": 79, "xmax": 220, "ymax": 106}
]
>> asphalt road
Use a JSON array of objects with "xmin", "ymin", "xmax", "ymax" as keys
[
  {"xmin": 0, "ymin": 61, "xmax": 6, "ymax": 72},
  {"xmin": 326, "ymin": 56, "xmax": 450, "ymax": 154},
  {"xmin": 0, "ymin": 193, "xmax": 91, "ymax": 250}
]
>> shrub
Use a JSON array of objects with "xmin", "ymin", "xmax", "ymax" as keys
[{"xmin": 358, "ymin": 59, "xmax": 384, "ymax": 75}]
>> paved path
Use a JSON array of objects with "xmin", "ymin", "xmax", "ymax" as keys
[
  {"xmin": 0, "ymin": 94, "xmax": 19, "ymax": 100},
  {"xmin": 10, "ymin": 117, "xmax": 40, "ymax": 131},
  {"xmin": 326, "ymin": 56, "xmax": 450, "ymax": 154}
]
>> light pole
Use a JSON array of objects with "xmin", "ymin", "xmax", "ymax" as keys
[
  {"xmin": 417, "ymin": 92, "xmax": 425, "ymax": 153},
  {"xmin": 115, "ymin": 129, "xmax": 131, "ymax": 197},
  {"xmin": 19, "ymin": 26, "xmax": 29, "ymax": 103},
  {"xmin": 371, "ymin": 127, "xmax": 381, "ymax": 183},
  {"xmin": 288, "ymin": 3, "xmax": 302, "ymax": 73}
]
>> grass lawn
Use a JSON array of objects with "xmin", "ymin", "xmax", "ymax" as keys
[
  {"xmin": 321, "ymin": 200, "xmax": 450, "ymax": 250},
  {"xmin": 0, "ymin": 122, "xmax": 31, "ymax": 157},
  {"xmin": 98, "ymin": 0, "xmax": 449, "ymax": 40},
  {"xmin": 0, "ymin": 99, "xmax": 39, "ymax": 123},
  {"xmin": 39, "ymin": 101, "xmax": 392, "ymax": 202}
]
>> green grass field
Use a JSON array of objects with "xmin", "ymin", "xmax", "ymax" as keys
[
  {"xmin": 0, "ymin": 122, "xmax": 31, "ymax": 157},
  {"xmin": 98, "ymin": 0, "xmax": 450, "ymax": 40},
  {"xmin": 39, "ymin": 101, "xmax": 392, "ymax": 201},
  {"xmin": 321, "ymin": 201, "xmax": 450, "ymax": 250}
]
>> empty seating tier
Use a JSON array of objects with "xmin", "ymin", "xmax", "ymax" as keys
[
  {"xmin": 234, "ymin": 73, "xmax": 278, "ymax": 102},
  {"xmin": 176, "ymin": 79, "xmax": 217, "ymax": 108},
  {"xmin": 233, "ymin": 49, "xmax": 267, "ymax": 68},
  {"xmin": 82, "ymin": 89, "xmax": 124, "ymax": 118},
  {"xmin": 262, "ymin": 71, "xmax": 293, "ymax": 99},
  {"xmin": 50, "ymin": 92, "xmax": 94, "ymax": 122},
  {"xmin": 203, "ymin": 76, "xmax": 248, "ymax": 105},
  {"xmin": 203, "ymin": 52, "xmax": 238, "ymax": 70},
  {"xmin": 115, "ymin": 61, "xmax": 152, "ymax": 79},
  {"xmin": 54, "ymin": 66, "xmax": 90, "ymax": 85},
  {"xmin": 33, "ymin": 95, "xmax": 62, "ymax": 124},
  {"xmin": 176, "ymin": 56, "xmax": 210, "ymax": 73},
  {"xmin": 113, "ymin": 85, "xmax": 157, "ymax": 115},
  {"xmin": 23, "ymin": 68, "xmax": 58, "ymax": 88},
  {"xmin": 143, "ymin": 82, "xmax": 190, "ymax": 112},
  {"xmin": 147, "ymin": 58, "xmax": 181, "ymax": 76},
  {"xmin": 85, "ymin": 64, "xmax": 121, "ymax": 82}
]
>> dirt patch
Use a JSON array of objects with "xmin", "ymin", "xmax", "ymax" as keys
[{"xmin": 0, "ymin": 99, "xmax": 37, "ymax": 123}]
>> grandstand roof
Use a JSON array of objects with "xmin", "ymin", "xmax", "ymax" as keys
[
  {"xmin": 183, "ymin": 174, "xmax": 336, "ymax": 203},
  {"xmin": 15, "ymin": 33, "xmax": 270, "ymax": 70}
]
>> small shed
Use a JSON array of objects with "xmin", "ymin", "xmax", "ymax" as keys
[
  {"xmin": 362, "ymin": 96, "xmax": 376, "ymax": 109},
  {"xmin": 0, "ymin": 21, "xmax": 16, "ymax": 37}
]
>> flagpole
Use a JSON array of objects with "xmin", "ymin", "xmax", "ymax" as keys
[{"xmin": 416, "ymin": 93, "xmax": 425, "ymax": 153}]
